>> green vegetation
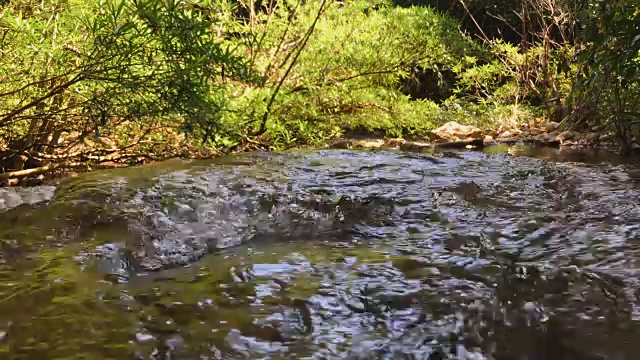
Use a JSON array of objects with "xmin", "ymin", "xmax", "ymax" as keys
[{"xmin": 0, "ymin": 0, "xmax": 638, "ymax": 183}]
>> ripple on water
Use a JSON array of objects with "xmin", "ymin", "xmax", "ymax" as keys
[{"xmin": 1, "ymin": 147, "xmax": 640, "ymax": 358}]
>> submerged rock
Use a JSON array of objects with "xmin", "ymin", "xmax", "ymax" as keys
[
  {"xmin": 101, "ymin": 160, "xmax": 400, "ymax": 270},
  {"xmin": 0, "ymin": 186, "xmax": 56, "ymax": 211},
  {"xmin": 0, "ymin": 190, "xmax": 21, "ymax": 210}
]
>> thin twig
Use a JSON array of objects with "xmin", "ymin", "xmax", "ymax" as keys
[{"xmin": 252, "ymin": 0, "xmax": 332, "ymax": 136}]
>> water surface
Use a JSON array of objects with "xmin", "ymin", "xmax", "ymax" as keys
[{"xmin": 1, "ymin": 145, "xmax": 639, "ymax": 359}]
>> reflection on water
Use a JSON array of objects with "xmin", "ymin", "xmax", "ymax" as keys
[{"xmin": 1, "ymin": 145, "xmax": 640, "ymax": 359}]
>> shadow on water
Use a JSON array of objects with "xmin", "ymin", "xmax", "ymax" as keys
[{"xmin": 1, "ymin": 145, "xmax": 640, "ymax": 359}]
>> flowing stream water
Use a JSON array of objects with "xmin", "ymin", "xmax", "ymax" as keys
[{"xmin": 1, "ymin": 145, "xmax": 640, "ymax": 359}]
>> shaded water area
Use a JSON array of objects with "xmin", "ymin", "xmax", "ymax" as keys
[{"xmin": 1, "ymin": 145, "xmax": 640, "ymax": 359}]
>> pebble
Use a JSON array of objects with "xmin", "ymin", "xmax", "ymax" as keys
[
  {"xmin": 545, "ymin": 121, "xmax": 559, "ymax": 131},
  {"xmin": 136, "ymin": 332, "xmax": 155, "ymax": 342}
]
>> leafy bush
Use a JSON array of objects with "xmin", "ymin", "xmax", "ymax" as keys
[
  {"xmin": 1, "ymin": 0, "xmax": 638, "ymax": 181},
  {"xmin": 211, "ymin": 0, "xmax": 475, "ymax": 146},
  {"xmin": 0, "ymin": 0, "xmax": 246, "ymax": 173},
  {"xmin": 573, "ymin": 0, "xmax": 640, "ymax": 150}
]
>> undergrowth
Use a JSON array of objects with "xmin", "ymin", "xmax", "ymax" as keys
[{"xmin": 0, "ymin": 0, "xmax": 638, "ymax": 183}]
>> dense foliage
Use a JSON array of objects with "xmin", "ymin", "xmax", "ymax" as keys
[{"xmin": 0, "ymin": 0, "xmax": 638, "ymax": 181}]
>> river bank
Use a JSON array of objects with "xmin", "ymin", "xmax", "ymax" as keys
[
  {"xmin": 1, "ymin": 120, "xmax": 638, "ymax": 189},
  {"xmin": 335, "ymin": 120, "xmax": 640, "ymax": 153}
]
